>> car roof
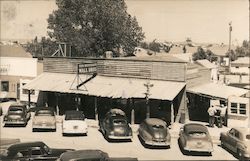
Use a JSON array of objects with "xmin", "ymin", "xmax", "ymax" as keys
[
  {"xmin": 65, "ymin": 110, "xmax": 84, "ymax": 115},
  {"xmin": 8, "ymin": 141, "xmax": 45, "ymax": 151},
  {"xmin": 60, "ymin": 150, "xmax": 108, "ymax": 161},
  {"xmin": 35, "ymin": 107, "xmax": 55, "ymax": 111},
  {"xmin": 144, "ymin": 118, "xmax": 166, "ymax": 126},
  {"xmin": 184, "ymin": 123, "xmax": 208, "ymax": 133},
  {"xmin": 232, "ymin": 127, "xmax": 250, "ymax": 135}
]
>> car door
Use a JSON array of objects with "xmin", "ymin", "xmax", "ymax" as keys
[
  {"xmin": 29, "ymin": 147, "xmax": 49, "ymax": 160},
  {"xmin": 227, "ymin": 128, "xmax": 237, "ymax": 152}
]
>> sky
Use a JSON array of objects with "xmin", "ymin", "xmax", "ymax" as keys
[{"xmin": 0, "ymin": 0, "xmax": 249, "ymax": 45}]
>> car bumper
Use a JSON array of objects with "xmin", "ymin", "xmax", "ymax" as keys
[
  {"xmin": 32, "ymin": 124, "xmax": 56, "ymax": 130},
  {"xmin": 63, "ymin": 128, "xmax": 88, "ymax": 134},
  {"xmin": 145, "ymin": 140, "xmax": 171, "ymax": 147},
  {"xmin": 4, "ymin": 120, "xmax": 26, "ymax": 125},
  {"xmin": 108, "ymin": 135, "xmax": 132, "ymax": 140},
  {"xmin": 184, "ymin": 147, "xmax": 213, "ymax": 153}
]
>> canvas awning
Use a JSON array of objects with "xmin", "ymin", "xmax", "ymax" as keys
[
  {"xmin": 187, "ymin": 83, "xmax": 249, "ymax": 100},
  {"xmin": 23, "ymin": 72, "xmax": 186, "ymax": 101}
]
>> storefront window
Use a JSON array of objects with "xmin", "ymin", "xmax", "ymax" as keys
[
  {"xmin": 1, "ymin": 81, "xmax": 9, "ymax": 92},
  {"xmin": 230, "ymin": 102, "xmax": 238, "ymax": 114},
  {"xmin": 239, "ymin": 104, "xmax": 246, "ymax": 115}
]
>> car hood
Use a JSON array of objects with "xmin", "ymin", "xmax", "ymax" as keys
[
  {"xmin": 33, "ymin": 116, "xmax": 55, "ymax": 123},
  {"xmin": 149, "ymin": 127, "xmax": 168, "ymax": 139}
]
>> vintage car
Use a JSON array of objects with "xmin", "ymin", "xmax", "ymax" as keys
[
  {"xmin": 32, "ymin": 107, "xmax": 56, "ymax": 132},
  {"xmin": 99, "ymin": 108, "xmax": 132, "ymax": 141},
  {"xmin": 3, "ymin": 103, "xmax": 31, "ymax": 126},
  {"xmin": 220, "ymin": 127, "xmax": 250, "ymax": 160},
  {"xmin": 57, "ymin": 149, "xmax": 138, "ymax": 161},
  {"xmin": 138, "ymin": 118, "xmax": 171, "ymax": 147},
  {"xmin": 0, "ymin": 141, "xmax": 73, "ymax": 161},
  {"xmin": 178, "ymin": 123, "xmax": 213, "ymax": 154},
  {"xmin": 62, "ymin": 110, "xmax": 88, "ymax": 136}
]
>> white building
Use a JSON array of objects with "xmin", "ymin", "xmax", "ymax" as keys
[
  {"xmin": 230, "ymin": 57, "xmax": 250, "ymax": 75},
  {"xmin": 0, "ymin": 44, "xmax": 43, "ymax": 102}
]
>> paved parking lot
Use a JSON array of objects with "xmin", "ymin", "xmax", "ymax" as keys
[{"xmin": 0, "ymin": 113, "xmax": 237, "ymax": 160}]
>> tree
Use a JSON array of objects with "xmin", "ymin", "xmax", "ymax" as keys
[
  {"xmin": 235, "ymin": 40, "xmax": 250, "ymax": 57},
  {"xmin": 45, "ymin": 0, "xmax": 144, "ymax": 57},
  {"xmin": 192, "ymin": 47, "xmax": 206, "ymax": 61}
]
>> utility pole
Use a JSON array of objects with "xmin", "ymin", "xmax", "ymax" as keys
[
  {"xmin": 228, "ymin": 22, "xmax": 232, "ymax": 51},
  {"xmin": 144, "ymin": 80, "xmax": 153, "ymax": 118}
]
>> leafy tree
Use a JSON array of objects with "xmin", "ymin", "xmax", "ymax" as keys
[
  {"xmin": 235, "ymin": 40, "xmax": 250, "ymax": 57},
  {"xmin": 192, "ymin": 47, "xmax": 206, "ymax": 61},
  {"xmin": 44, "ymin": 0, "xmax": 144, "ymax": 57},
  {"xmin": 148, "ymin": 40, "xmax": 161, "ymax": 53}
]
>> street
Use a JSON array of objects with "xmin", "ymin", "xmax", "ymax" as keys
[{"xmin": 0, "ymin": 115, "xmax": 237, "ymax": 160}]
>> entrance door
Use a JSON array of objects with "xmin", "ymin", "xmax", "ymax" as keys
[
  {"xmin": 17, "ymin": 83, "xmax": 20, "ymax": 99},
  {"xmin": 228, "ymin": 96, "xmax": 249, "ymax": 127}
]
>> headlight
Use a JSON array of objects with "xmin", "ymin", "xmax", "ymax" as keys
[{"xmin": 110, "ymin": 131, "xmax": 114, "ymax": 135}]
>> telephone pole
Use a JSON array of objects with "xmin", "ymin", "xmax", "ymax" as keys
[{"xmin": 144, "ymin": 80, "xmax": 153, "ymax": 118}]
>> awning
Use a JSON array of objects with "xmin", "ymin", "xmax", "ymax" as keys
[
  {"xmin": 187, "ymin": 83, "xmax": 249, "ymax": 100},
  {"xmin": 23, "ymin": 72, "xmax": 186, "ymax": 101}
]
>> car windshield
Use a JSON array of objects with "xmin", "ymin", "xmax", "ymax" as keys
[
  {"xmin": 152, "ymin": 124, "xmax": 165, "ymax": 129},
  {"xmin": 43, "ymin": 145, "xmax": 50, "ymax": 153},
  {"xmin": 113, "ymin": 119, "xmax": 127, "ymax": 125},
  {"xmin": 35, "ymin": 110, "xmax": 54, "ymax": 116},
  {"xmin": 9, "ymin": 107, "xmax": 23, "ymax": 114},
  {"xmin": 188, "ymin": 131, "xmax": 207, "ymax": 138},
  {"xmin": 65, "ymin": 114, "xmax": 85, "ymax": 120}
]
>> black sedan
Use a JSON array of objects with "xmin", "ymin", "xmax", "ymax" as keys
[
  {"xmin": 58, "ymin": 149, "xmax": 138, "ymax": 161},
  {"xmin": 0, "ymin": 141, "xmax": 73, "ymax": 161},
  {"xmin": 99, "ymin": 108, "xmax": 132, "ymax": 141},
  {"xmin": 178, "ymin": 123, "xmax": 213, "ymax": 154},
  {"xmin": 138, "ymin": 118, "xmax": 171, "ymax": 147},
  {"xmin": 220, "ymin": 127, "xmax": 250, "ymax": 160},
  {"xmin": 3, "ymin": 103, "xmax": 31, "ymax": 127}
]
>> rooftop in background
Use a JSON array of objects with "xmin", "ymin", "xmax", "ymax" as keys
[
  {"xmin": 0, "ymin": 44, "xmax": 32, "ymax": 58},
  {"xmin": 231, "ymin": 57, "xmax": 250, "ymax": 65},
  {"xmin": 196, "ymin": 59, "xmax": 217, "ymax": 69},
  {"xmin": 206, "ymin": 44, "xmax": 236, "ymax": 56}
]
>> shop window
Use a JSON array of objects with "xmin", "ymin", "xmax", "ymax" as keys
[
  {"xmin": 230, "ymin": 102, "xmax": 237, "ymax": 114},
  {"xmin": 239, "ymin": 104, "xmax": 246, "ymax": 115},
  {"xmin": 1, "ymin": 81, "xmax": 9, "ymax": 92}
]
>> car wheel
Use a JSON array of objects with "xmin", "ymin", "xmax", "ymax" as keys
[{"xmin": 237, "ymin": 149, "xmax": 245, "ymax": 161}]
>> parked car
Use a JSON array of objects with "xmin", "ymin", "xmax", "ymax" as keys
[
  {"xmin": 99, "ymin": 108, "xmax": 132, "ymax": 141},
  {"xmin": 178, "ymin": 123, "xmax": 213, "ymax": 154},
  {"xmin": 138, "ymin": 118, "xmax": 171, "ymax": 147},
  {"xmin": 57, "ymin": 149, "xmax": 138, "ymax": 161},
  {"xmin": 220, "ymin": 127, "xmax": 250, "ymax": 160},
  {"xmin": 0, "ymin": 141, "xmax": 73, "ymax": 161},
  {"xmin": 3, "ymin": 103, "xmax": 31, "ymax": 127},
  {"xmin": 62, "ymin": 110, "xmax": 88, "ymax": 136},
  {"xmin": 32, "ymin": 107, "xmax": 56, "ymax": 132}
]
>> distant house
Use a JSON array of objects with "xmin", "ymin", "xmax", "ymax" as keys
[
  {"xmin": 0, "ymin": 44, "xmax": 43, "ymax": 102},
  {"xmin": 230, "ymin": 57, "xmax": 250, "ymax": 75}
]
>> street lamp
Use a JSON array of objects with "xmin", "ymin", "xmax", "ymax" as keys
[{"xmin": 144, "ymin": 80, "xmax": 154, "ymax": 118}]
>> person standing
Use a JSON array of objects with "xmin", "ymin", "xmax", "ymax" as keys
[
  {"xmin": 207, "ymin": 105, "xmax": 217, "ymax": 127},
  {"xmin": 220, "ymin": 104, "xmax": 228, "ymax": 126}
]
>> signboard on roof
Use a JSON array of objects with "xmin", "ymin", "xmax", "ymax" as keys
[{"xmin": 78, "ymin": 62, "xmax": 97, "ymax": 74}]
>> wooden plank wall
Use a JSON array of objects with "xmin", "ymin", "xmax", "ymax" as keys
[{"xmin": 44, "ymin": 57, "xmax": 186, "ymax": 82}]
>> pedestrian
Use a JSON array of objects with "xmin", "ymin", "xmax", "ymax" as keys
[
  {"xmin": 220, "ymin": 104, "xmax": 228, "ymax": 126},
  {"xmin": 207, "ymin": 105, "xmax": 217, "ymax": 127}
]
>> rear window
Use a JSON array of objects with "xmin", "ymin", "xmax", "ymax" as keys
[
  {"xmin": 35, "ymin": 110, "xmax": 54, "ymax": 116},
  {"xmin": 9, "ymin": 107, "xmax": 23, "ymax": 113},
  {"xmin": 152, "ymin": 124, "xmax": 165, "ymax": 129},
  {"xmin": 246, "ymin": 135, "xmax": 250, "ymax": 140},
  {"xmin": 113, "ymin": 119, "xmax": 127, "ymax": 125},
  {"xmin": 188, "ymin": 131, "xmax": 207, "ymax": 138},
  {"xmin": 65, "ymin": 114, "xmax": 85, "ymax": 120}
]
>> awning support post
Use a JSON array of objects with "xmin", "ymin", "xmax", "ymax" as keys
[
  {"xmin": 94, "ymin": 97, "xmax": 98, "ymax": 120},
  {"xmin": 171, "ymin": 103, "xmax": 174, "ymax": 125},
  {"xmin": 131, "ymin": 98, "xmax": 135, "ymax": 125},
  {"xmin": 28, "ymin": 90, "xmax": 31, "ymax": 108}
]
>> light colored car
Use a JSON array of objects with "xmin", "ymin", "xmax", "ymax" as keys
[
  {"xmin": 178, "ymin": 123, "xmax": 213, "ymax": 154},
  {"xmin": 138, "ymin": 118, "xmax": 171, "ymax": 147},
  {"xmin": 62, "ymin": 110, "xmax": 88, "ymax": 136},
  {"xmin": 32, "ymin": 107, "xmax": 56, "ymax": 132},
  {"xmin": 220, "ymin": 127, "xmax": 250, "ymax": 160}
]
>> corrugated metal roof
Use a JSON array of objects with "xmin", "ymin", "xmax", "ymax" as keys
[
  {"xmin": 23, "ymin": 72, "xmax": 186, "ymax": 101},
  {"xmin": 187, "ymin": 83, "xmax": 249, "ymax": 99}
]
